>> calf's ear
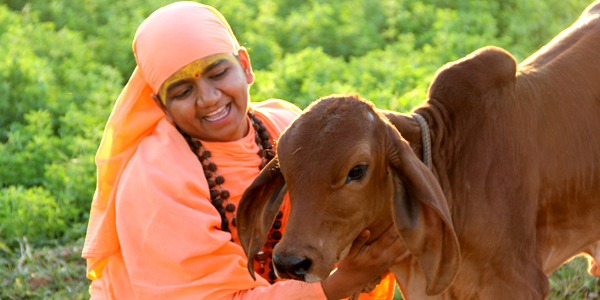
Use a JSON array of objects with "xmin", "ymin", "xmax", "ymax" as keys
[
  {"xmin": 386, "ymin": 125, "xmax": 461, "ymax": 295},
  {"xmin": 237, "ymin": 156, "xmax": 287, "ymax": 279}
]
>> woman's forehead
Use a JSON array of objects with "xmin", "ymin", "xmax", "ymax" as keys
[{"xmin": 159, "ymin": 53, "xmax": 239, "ymax": 101}]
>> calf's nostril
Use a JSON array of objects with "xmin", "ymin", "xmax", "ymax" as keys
[{"xmin": 272, "ymin": 254, "xmax": 312, "ymax": 281}]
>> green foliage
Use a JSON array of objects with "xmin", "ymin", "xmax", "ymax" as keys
[
  {"xmin": 0, "ymin": 3, "xmax": 120, "ymax": 247},
  {"xmin": 0, "ymin": 185, "xmax": 63, "ymax": 243},
  {"xmin": 0, "ymin": 0, "xmax": 598, "ymax": 297}
]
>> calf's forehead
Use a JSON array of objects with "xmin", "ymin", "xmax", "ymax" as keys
[{"xmin": 277, "ymin": 98, "xmax": 386, "ymax": 182}]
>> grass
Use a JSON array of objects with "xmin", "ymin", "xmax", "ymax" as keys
[
  {"xmin": 548, "ymin": 256, "xmax": 599, "ymax": 299},
  {"xmin": 0, "ymin": 238, "xmax": 597, "ymax": 299},
  {"xmin": 0, "ymin": 237, "xmax": 90, "ymax": 300}
]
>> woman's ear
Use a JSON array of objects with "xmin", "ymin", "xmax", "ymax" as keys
[
  {"xmin": 237, "ymin": 47, "xmax": 255, "ymax": 85},
  {"xmin": 151, "ymin": 93, "xmax": 173, "ymax": 123}
]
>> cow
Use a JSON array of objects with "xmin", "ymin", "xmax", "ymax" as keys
[{"xmin": 238, "ymin": 1, "xmax": 600, "ymax": 299}]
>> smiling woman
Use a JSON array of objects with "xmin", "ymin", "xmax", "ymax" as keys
[
  {"xmin": 81, "ymin": 2, "xmax": 403, "ymax": 300},
  {"xmin": 152, "ymin": 52, "xmax": 253, "ymax": 142}
]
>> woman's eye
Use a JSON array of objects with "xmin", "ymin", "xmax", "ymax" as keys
[
  {"xmin": 210, "ymin": 68, "xmax": 228, "ymax": 79},
  {"xmin": 172, "ymin": 87, "xmax": 192, "ymax": 99},
  {"xmin": 345, "ymin": 165, "xmax": 367, "ymax": 183}
]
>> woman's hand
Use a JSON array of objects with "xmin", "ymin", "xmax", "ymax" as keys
[{"xmin": 320, "ymin": 226, "xmax": 409, "ymax": 300}]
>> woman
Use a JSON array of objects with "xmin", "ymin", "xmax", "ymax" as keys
[{"xmin": 82, "ymin": 2, "xmax": 404, "ymax": 299}]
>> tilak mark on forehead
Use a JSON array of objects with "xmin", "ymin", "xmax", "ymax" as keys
[{"xmin": 158, "ymin": 53, "xmax": 241, "ymax": 103}]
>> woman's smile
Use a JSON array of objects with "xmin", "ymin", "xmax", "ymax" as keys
[{"xmin": 203, "ymin": 103, "xmax": 231, "ymax": 123}]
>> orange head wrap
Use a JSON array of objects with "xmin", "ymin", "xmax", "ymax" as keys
[{"xmin": 82, "ymin": 2, "xmax": 241, "ymax": 279}]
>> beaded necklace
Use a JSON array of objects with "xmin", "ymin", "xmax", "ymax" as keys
[{"xmin": 178, "ymin": 110, "xmax": 282, "ymax": 283}]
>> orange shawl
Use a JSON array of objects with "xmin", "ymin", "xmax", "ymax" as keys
[{"xmin": 82, "ymin": 1, "xmax": 242, "ymax": 276}]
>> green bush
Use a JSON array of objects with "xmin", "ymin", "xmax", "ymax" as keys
[
  {"xmin": 0, "ymin": 3, "xmax": 120, "ymax": 246},
  {"xmin": 0, "ymin": 185, "xmax": 63, "ymax": 244}
]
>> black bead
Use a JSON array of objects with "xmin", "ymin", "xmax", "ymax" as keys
[
  {"xmin": 269, "ymin": 281, "xmax": 275, "ymax": 284},
  {"xmin": 208, "ymin": 163, "xmax": 217, "ymax": 172},
  {"xmin": 276, "ymin": 211, "xmax": 283, "ymax": 219},
  {"xmin": 221, "ymin": 217, "xmax": 229, "ymax": 228},
  {"xmin": 218, "ymin": 207, "xmax": 226, "ymax": 216},
  {"xmin": 204, "ymin": 171, "xmax": 211, "ymax": 179},
  {"xmin": 232, "ymin": 217, "xmax": 236, "ymax": 227},
  {"xmin": 210, "ymin": 189, "xmax": 218, "ymax": 200},
  {"xmin": 262, "ymin": 141, "xmax": 273, "ymax": 149},
  {"xmin": 202, "ymin": 151, "xmax": 211, "ymax": 158},
  {"xmin": 220, "ymin": 190, "xmax": 230, "ymax": 199},
  {"xmin": 271, "ymin": 241, "xmax": 278, "ymax": 248},
  {"xmin": 212, "ymin": 199, "xmax": 223, "ymax": 209},
  {"xmin": 226, "ymin": 203, "xmax": 236, "ymax": 212},
  {"xmin": 215, "ymin": 175, "xmax": 225, "ymax": 185},
  {"xmin": 256, "ymin": 250, "xmax": 269, "ymax": 262},
  {"xmin": 258, "ymin": 124, "xmax": 267, "ymax": 132},
  {"xmin": 207, "ymin": 179, "xmax": 215, "ymax": 189},
  {"xmin": 272, "ymin": 220, "xmax": 282, "ymax": 229},
  {"xmin": 257, "ymin": 149, "xmax": 264, "ymax": 157},
  {"xmin": 260, "ymin": 131, "xmax": 270, "ymax": 141},
  {"xmin": 266, "ymin": 150, "xmax": 275, "ymax": 160},
  {"xmin": 272, "ymin": 230, "xmax": 282, "ymax": 240},
  {"xmin": 255, "ymin": 136, "xmax": 262, "ymax": 145},
  {"xmin": 247, "ymin": 110, "xmax": 255, "ymax": 118},
  {"xmin": 195, "ymin": 152, "xmax": 204, "ymax": 161},
  {"xmin": 192, "ymin": 140, "xmax": 201, "ymax": 149},
  {"xmin": 253, "ymin": 117, "xmax": 262, "ymax": 125},
  {"xmin": 259, "ymin": 161, "xmax": 267, "ymax": 170},
  {"xmin": 269, "ymin": 271, "xmax": 277, "ymax": 280}
]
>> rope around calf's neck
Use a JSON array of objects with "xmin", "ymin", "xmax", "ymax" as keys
[{"xmin": 410, "ymin": 113, "xmax": 432, "ymax": 170}]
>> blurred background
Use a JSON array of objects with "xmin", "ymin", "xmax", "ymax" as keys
[{"xmin": 0, "ymin": 0, "xmax": 598, "ymax": 298}]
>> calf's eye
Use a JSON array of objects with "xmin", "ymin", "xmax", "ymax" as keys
[{"xmin": 346, "ymin": 165, "xmax": 367, "ymax": 183}]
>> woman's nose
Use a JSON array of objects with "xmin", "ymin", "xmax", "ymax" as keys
[{"xmin": 196, "ymin": 80, "xmax": 221, "ymax": 107}]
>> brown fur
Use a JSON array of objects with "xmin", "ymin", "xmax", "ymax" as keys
[{"xmin": 238, "ymin": 2, "xmax": 600, "ymax": 299}]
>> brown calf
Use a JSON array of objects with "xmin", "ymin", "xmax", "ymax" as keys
[{"xmin": 238, "ymin": 2, "xmax": 600, "ymax": 299}]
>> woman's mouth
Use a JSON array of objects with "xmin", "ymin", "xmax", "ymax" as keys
[{"xmin": 203, "ymin": 104, "xmax": 230, "ymax": 122}]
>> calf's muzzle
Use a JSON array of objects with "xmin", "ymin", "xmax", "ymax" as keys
[{"xmin": 272, "ymin": 253, "xmax": 313, "ymax": 281}]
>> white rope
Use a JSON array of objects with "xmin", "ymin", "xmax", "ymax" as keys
[{"xmin": 410, "ymin": 113, "xmax": 432, "ymax": 170}]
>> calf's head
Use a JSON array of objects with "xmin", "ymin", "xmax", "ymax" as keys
[{"xmin": 238, "ymin": 94, "xmax": 460, "ymax": 295}]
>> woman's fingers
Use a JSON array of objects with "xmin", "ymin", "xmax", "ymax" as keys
[
  {"xmin": 347, "ymin": 229, "xmax": 370, "ymax": 258},
  {"xmin": 374, "ymin": 225, "xmax": 400, "ymax": 248}
]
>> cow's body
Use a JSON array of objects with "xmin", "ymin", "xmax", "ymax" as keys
[
  {"xmin": 385, "ymin": 3, "xmax": 600, "ymax": 298},
  {"xmin": 238, "ymin": 2, "xmax": 600, "ymax": 299}
]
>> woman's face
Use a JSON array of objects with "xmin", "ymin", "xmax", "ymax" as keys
[{"xmin": 154, "ymin": 50, "xmax": 254, "ymax": 142}]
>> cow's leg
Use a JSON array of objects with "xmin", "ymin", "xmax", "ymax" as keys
[
  {"xmin": 391, "ymin": 256, "xmax": 450, "ymax": 300},
  {"xmin": 583, "ymin": 241, "xmax": 600, "ymax": 278},
  {"xmin": 392, "ymin": 255, "xmax": 549, "ymax": 300}
]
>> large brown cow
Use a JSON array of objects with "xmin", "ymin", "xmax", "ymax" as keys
[{"xmin": 238, "ymin": 1, "xmax": 600, "ymax": 299}]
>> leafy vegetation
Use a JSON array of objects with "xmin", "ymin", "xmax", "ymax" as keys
[{"xmin": 0, "ymin": 0, "xmax": 598, "ymax": 298}]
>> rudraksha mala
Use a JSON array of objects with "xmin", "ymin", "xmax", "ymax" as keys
[{"xmin": 178, "ymin": 110, "xmax": 282, "ymax": 284}]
